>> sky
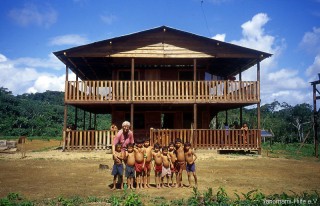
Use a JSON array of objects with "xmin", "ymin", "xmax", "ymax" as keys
[{"xmin": 0, "ymin": 0, "xmax": 320, "ymax": 107}]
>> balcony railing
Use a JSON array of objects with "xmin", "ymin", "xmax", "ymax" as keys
[
  {"xmin": 150, "ymin": 128, "xmax": 261, "ymax": 151},
  {"xmin": 65, "ymin": 80, "xmax": 259, "ymax": 103},
  {"xmin": 62, "ymin": 129, "xmax": 261, "ymax": 152}
]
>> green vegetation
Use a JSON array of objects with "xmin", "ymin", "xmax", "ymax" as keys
[
  {"xmin": 0, "ymin": 87, "xmax": 111, "ymax": 138},
  {"xmin": 262, "ymin": 142, "xmax": 319, "ymax": 159},
  {"xmin": 0, "ymin": 188, "xmax": 319, "ymax": 206}
]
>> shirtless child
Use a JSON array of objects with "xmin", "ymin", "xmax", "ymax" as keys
[
  {"xmin": 174, "ymin": 138, "xmax": 185, "ymax": 188},
  {"xmin": 143, "ymin": 138, "xmax": 153, "ymax": 188},
  {"xmin": 124, "ymin": 143, "xmax": 135, "ymax": 189},
  {"xmin": 168, "ymin": 142, "xmax": 177, "ymax": 187},
  {"xmin": 152, "ymin": 144, "xmax": 163, "ymax": 189},
  {"xmin": 184, "ymin": 142, "xmax": 198, "ymax": 187},
  {"xmin": 111, "ymin": 143, "xmax": 124, "ymax": 190},
  {"xmin": 134, "ymin": 139, "xmax": 146, "ymax": 189},
  {"xmin": 161, "ymin": 146, "xmax": 172, "ymax": 187}
]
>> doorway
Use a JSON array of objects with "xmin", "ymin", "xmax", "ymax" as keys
[{"xmin": 162, "ymin": 113, "xmax": 175, "ymax": 129}]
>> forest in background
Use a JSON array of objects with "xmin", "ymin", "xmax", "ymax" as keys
[{"xmin": 0, "ymin": 87, "xmax": 318, "ymax": 143}]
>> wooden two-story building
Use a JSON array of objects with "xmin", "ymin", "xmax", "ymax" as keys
[{"xmin": 54, "ymin": 26, "xmax": 271, "ymax": 153}]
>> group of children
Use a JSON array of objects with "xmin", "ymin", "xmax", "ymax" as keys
[{"xmin": 111, "ymin": 138, "xmax": 197, "ymax": 190}]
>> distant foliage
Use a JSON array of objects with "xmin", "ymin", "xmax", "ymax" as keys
[{"xmin": 0, "ymin": 87, "xmax": 111, "ymax": 138}]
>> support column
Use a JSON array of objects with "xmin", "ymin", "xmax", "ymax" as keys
[
  {"xmin": 257, "ymin": 60, "xmax": 261, "ymax": 130},
  {"xmin": 193, "ymin": 59, "xmax": 197, "ymax": 129},
  {"xmin": 75, "ymin": 74, "xmax": 78, "ymax": 129},
  {"xmin": 257, "ymin": 60, "xmax": 261, "ymax": 155},
  {"xmin": 313, "ymin": 83, "xmax": 319, "ymax": 158},
  {"xmin": 239, "ymin": 70, "xmax": 243, "ymax": 127},
  {"xmin": 63, "ymin": 65, "xmax": 69, "ymax": 131},
  {"xmin": 89, "ymin": 112, "xmax": 92, "ymax": 129},
  {"xmin": 63, "ymin": 65, "xmax": 68, "ymax": 151},
  {"xmin": 131, "ymin": 104, "xmax": 134, "ymax": 131},
  {"xmin": 131, "ymin": 58, "xmax": 135, "ymax": 131},
  {"xmin": 83, "ymin": 110, "xmax": 86, "ymax": 130}
]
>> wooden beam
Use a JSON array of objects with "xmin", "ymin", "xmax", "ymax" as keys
[
  {"xmin": 83, "ymin": 110, "xmax": 86, "ymax": 130},
  {"xmin": 257, "ymin": 60, "xmax": 261, "ymax": 129},
  {"xmin": 131, "ymin": 58, "xmax": 134, "ymax": 131},
  {"xmin": 313, "ymin": 84, "xmax": 319, "ymax": 158},
  {"xmin": 131, "ymin": 104, "xmax": 134, "ymax": 131},
  {"xmin": 65, "ymin": 65, "xmax": 69, "ymax": 81},
  {"xmin": 194, "ymin": 104, "xmax": 197, "ymax": 130}
]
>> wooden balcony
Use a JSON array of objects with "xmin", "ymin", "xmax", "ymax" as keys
[
  {"xmin": 65, "ymin": 80, "xmax": 259, "ymax": 104},
  {"xmin": 62, "ymin": 129, "xmax": 261, "ymax": 153}
]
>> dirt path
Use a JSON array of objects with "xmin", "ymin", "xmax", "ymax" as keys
[{"xmin": 0, "ymin": 140, "xmax": 319, "ymax": 201}]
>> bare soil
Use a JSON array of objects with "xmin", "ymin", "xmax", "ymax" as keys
[{"xmin": 0, "ymin": 140, "xmax": 319, "ymax": 202}]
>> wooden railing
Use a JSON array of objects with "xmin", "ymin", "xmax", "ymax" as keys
[
  {"xmin": 63, "ymin": 130, "xmax": 117, "ymax": 150},
  {"xmin": 62, "ymin": 129, "xmax": 261, "ymax": 152},
  {"xmin": 150, "ymin": 128, "xmax": 261, "ymax": 151},
  {"xmin": 65, "ymin": 80, "xmax": 259, "ymax": 103}
]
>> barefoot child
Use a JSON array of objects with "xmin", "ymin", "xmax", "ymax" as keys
[
  {"xmin": 175, "ymin": 138, "xmax": 185, "ymax": 188},
  {"xmin": 184, "ymin": 142, "xmax": 198, "ymax": 187},
  {"xmin": 152, "ymin": 144, "xmax": 163, "ymax": 189},
  {"xmin": 143, "ymin": 138, "xmax": 153, "ymax": 188},
  {"xmin": 124, "ymin": 143, "xmax": 135, "ymax": 189},
  {"xmin": 168, "ymin": 142, "xmax": 177, "ymax": 187},
  {"xmin": 134, "ymin": 139, "xmax": 146, "ymax": 189},
  {"xmin": 161, "ymin": 146, "xmax": 172, "ymax": 187},
  {"xmin": 111, "ymin": 143, "xmax": 124, "ymax": 190}
]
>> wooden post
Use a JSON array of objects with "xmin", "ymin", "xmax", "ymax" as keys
[
  {"xmin": 94, "ymin": 114, "xmax": 97, "ymax": 130},
  {"xmin": 313, "ymin": 83, "xmax": 319, "ymax": 158},
  {"xmin": 131, "ymin": 58, "xmax": 135, "ymax": 131},
  {"xmin": 75, "ymin": 74, "xmax": 78, "ymax": 129},
  {"xmin": 257, "ymin": 60, "xmax": 261, "ymax": 130},
  {"xmin": 193, "ymin": 59, "xmax": 197, "ymax": 146},
  {"xmin": 83, "ymin": 110, "xmax": 86, "ymax": 130},
  {"xmin": 257, "ymin": 60, "xmax": 261, "ymax": 155},
  {"xmin": 63, "ymin": 65, "xmax": 68, "ymax": 151},
  {"xmin": 89, "ymin": 112, "xmax": 92, "ymax": 129},
  {"xmin": 239, "ymin": 70, "xmax": 243, "ymax": 127},
  {"xmin": 240, "ymin": 107, "xmax": 243, "ymax": 127},
  {"xmin": 131, "ymin": 104, "xmax": 134, "ymax": 131}
]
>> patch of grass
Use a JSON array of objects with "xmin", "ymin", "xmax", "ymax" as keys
[
  {"xmin": 262, "ymin": 142, "xmax": 319, "ymax": 159},
  {"xmin": 1, "ymin": 189, "xmax": 319, "ymax": 206}
]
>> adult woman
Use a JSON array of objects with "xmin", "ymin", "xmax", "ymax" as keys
[{"xmin": 112, "ymin": 121, "xmax": 134, "ymax": 155}]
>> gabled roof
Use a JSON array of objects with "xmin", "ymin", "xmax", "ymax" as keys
[{"xmin": 54, "ymin": 26, "xmax": 272, "ymax": 80}]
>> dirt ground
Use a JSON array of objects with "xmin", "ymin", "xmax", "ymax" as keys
[{"xmin": 0, "ymin": 139, "xmax": 319, "ymax": 202}]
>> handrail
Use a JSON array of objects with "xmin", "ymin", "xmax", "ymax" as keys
[
  {"xmin": 62, "ymin": 129, "xmax": 261, "ymax": 151},
  {"xmin": 65, "ymin": 80, "xmax": 259, "ymax": 103}
]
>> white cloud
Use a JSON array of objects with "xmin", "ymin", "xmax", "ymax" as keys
[
  {"xmin": 8, "ymin": 3, "xmax": 57, "ymax": 28},
  {"xmin": 224, "ymin": 13, "xmax": 311, "ymax": 106},
  {"xmin": 27, "ymin": 74, "xmax": 74, "ymax": 94},
  {"xmin": 100, "ymin": 14, "xmax": 116, "ymax": 25},
  {"xmin": 306, "ymin": 54, "xmax": 320, "ymax": 81},
  {"xmin": 49, "ymin": 34, "xmax": 89, "ymax": 46},
  {"xmin": 0, "ymin": 53, "xmax": 74, "ymax": 95},
  {"xmin": 14, "ymin": 53, "xmax": 64, "ymax": 70},
  {"xmin": 212, "ymin": 33, "xmax": 226, "ymax": 41},
  {"xmin": 300, "ymin": 27, "xmax": 320, "ymax": 55}
]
